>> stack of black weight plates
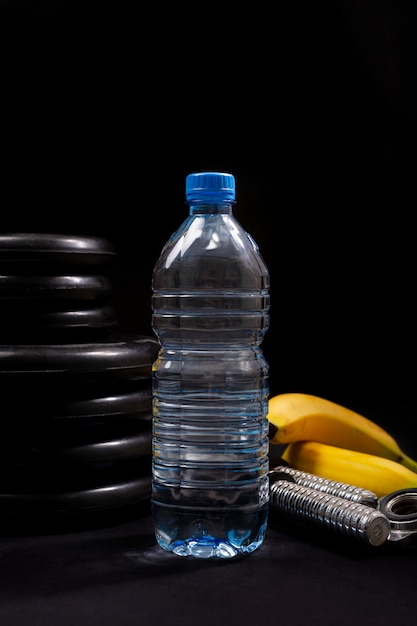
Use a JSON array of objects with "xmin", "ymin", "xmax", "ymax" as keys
[{"xmin": 0, "ymin": 234, "xmax": 159, "ymax": 530}]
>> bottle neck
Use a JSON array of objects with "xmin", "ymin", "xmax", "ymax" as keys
[{"xmin": 189, "ymin": 201, "xmax": 234, "ymax": 215}]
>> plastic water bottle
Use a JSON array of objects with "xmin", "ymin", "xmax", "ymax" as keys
[{"xmin": 151, "ymin": 171, "xmax": 270, "ymax": 558}]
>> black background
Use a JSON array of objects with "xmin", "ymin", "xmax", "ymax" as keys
[
  {"xmin": 1, "ymin": 0, "xmax": 416, "ymax": 410},
  {"xmin": 2, "ymin": 4, "xmax": 417, "ymax": 626}
]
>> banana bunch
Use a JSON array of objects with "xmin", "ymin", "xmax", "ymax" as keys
[{"xmin": 267, "ymin": 392, "xmax": 417, "ymax": 498}]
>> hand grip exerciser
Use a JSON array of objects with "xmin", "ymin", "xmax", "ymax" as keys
[{"xmin": 269, "ymin": 465, "xmax": 417, "ymax": 547}]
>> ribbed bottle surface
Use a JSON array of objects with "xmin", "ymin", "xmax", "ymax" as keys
[{"xmin": 151, "ymin": 173, "xmax": 270, "ymax": 558}]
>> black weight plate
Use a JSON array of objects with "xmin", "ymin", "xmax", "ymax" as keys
[
  {"xmin": 1, "ymin": 386, "xmax": 153, "ymax": 446},
  {"xmin": 0, "ymin": 454, "xmax": 151, "ymax": 492},
  {"xmin": 1, "ymin": 431, "xmax": 152, "ymax": 466},
  {"xmin": 0, "ymin": 334, "xmax": 159, "ymax": 381},
  {"xmin": 0, "ymin": 233, "xmax": 117, "ymax": 269},
  {"xmin": 1, "ymin": 384, "xmax": 152, "ymax": 416},
  {"xmin": 40, "ymin": 386, "xmax": 152, "ymax": 419},
  {"xmin": 0, "ymin": 376, "xmax": 152, "ymax": 421},
  {"xmin": 0, "ymin": 303, "xmax": 117, "ymax": 329},
  {"xmin": 0, "ymin": 274, "xmax": 113, "ymax": 301},
  {"xmin": 0, "ymin": 456, "xmax": 152, "ymax": 493},
  {"xmin": 3, "ymin": 414, "xmax": 152, "ymax": 449},
  {"xmin": 0, "ymin": 305, "xmax": 118, "ymax": 343},
  {"xmin": 0, "ymin": 475, "xmax": 151, "ymax": 514}
]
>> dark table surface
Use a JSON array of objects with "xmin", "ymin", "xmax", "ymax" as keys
[
  {"xmin": 1, "ymin": 404, "xmax": 417, "ymax": 626},
  {"xmin": 1, "ymin": 496, "xmax": 416, "ymax": 626}
]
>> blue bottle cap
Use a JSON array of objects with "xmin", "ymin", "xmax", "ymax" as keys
[{"xmin": 185, "ymin": 172, "xmax": 236, "ymax": 202}]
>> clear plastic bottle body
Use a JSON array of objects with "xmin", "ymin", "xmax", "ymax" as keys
[{"xmin": 151, "ymin": 179, "xmax": 270, "ymax": 559}]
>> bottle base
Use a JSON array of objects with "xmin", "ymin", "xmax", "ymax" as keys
[
  {"xmin": 170, "ymin": 537, "xmax": 241, "ymax": 559},
  {"xmin": 152, "ymin": 502, "xmax": 269, "ymax": 559}
]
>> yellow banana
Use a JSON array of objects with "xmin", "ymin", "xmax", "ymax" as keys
[
  {"xmin": 281, "ymin": 440, "xmax": 417, "ymax": 498},
  {"xmin": 267, "ymin": 392, "xmax": 417, "ymax": 474}
]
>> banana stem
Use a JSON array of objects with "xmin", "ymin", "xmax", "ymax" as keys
[{"xmin": 400, "ymin": 453, "xmax": 417, "ymax": 474}]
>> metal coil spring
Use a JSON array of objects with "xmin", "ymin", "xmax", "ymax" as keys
[
  {"xmin": 270, "ymin": 479, "xmax": 390, "ymax": 546},
  {"xmin": 270, "ymin": 464, "xmax": 378, "ymax": 507}
]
